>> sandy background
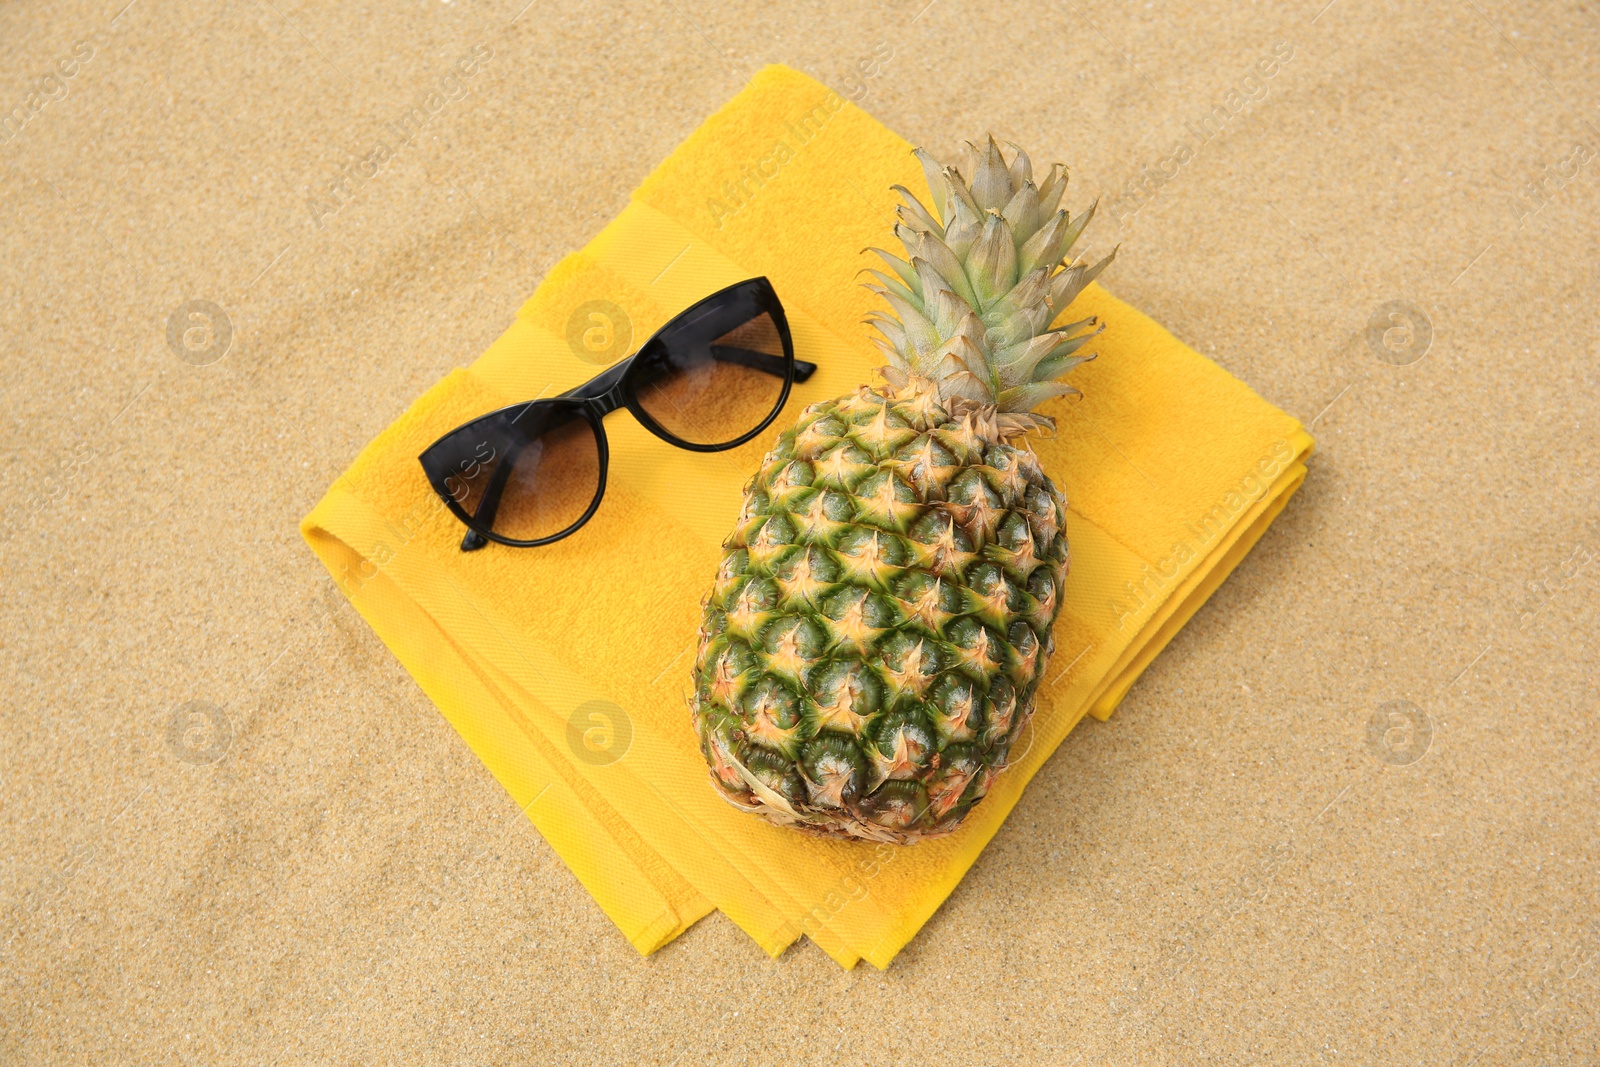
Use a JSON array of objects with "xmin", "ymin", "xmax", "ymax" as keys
[{"xmin": 3, "ymin": 0, "xmax": 1598, "ymax": 1062}]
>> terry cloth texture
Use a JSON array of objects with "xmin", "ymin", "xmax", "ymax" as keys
[{"xmin": 301, "ymin": 63, "xmax": 1314, "ymax": 970}]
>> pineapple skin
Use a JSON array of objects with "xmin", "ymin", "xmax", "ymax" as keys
[{"xmin": 690, "ymin": 378, "xmax": 1067, "ymax": 843}]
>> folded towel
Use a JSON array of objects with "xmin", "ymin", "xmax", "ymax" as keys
[{"xmin": 301, "ymin": 64, "xmax": 1313, "ymax": 969}]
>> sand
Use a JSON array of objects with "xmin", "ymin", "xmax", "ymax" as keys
[{"xmin": 3, "ymin": 0, "xmax": 1598, "ymax": 1062}]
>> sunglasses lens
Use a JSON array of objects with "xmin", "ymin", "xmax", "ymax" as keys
[
  {"xmin": 632, "ymin": 308, "xmax": 788, "ymax": 446},
  {"xmin": 438, "ymin": 406, "xmax": 601, "ymax": 544}
]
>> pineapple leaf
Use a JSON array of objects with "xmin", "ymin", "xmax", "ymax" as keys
[
  {"xmin": 913, "ymin": 148, "xmax": 948, "ymax": 222},
  {"xmin": 993, "ymin": 333, "xmax": 1060, "ymax": 389},
  {"xmin": 940, "ymin": 366, "xmax": 997, "ymax": 406},
  {"xmin": 957, "ymin": 140, "xmax": 983, "ymax": 185},
  {"xmin": 998, "ymin": 380, "xmax": 1080, "ymax": 410},
  {"xmin": 864, "ymin": 310, "xmax": 908, "ymax": 352},
  {"xmin": 1033, "ymin": 353, "xmax": 1093, "ymax": 382},
  {"xmin": 911, "ymin": 241, "xmax": 981, "ymax": 311},
  {"xmin": 870, "ymin": 335, "xmax": 909, "ymax": 369},
  {"xmin": 1058, "ymin": 200, "xmax": 1099, "ymax": 259},
  {"xmin": 1040, "ymin": 326, "xmax": 1102, "ymax": 363},
  {"xmin": 866, "ymin": 269, "xmax": 917, "ymax": 307},
  {"xmin": 1001, "ymin": 181, "xmax": 1042, "ymax": 245},
  {"xmin": 870, "ymin": 284, "xmax": 942, "ymax": 360},
  {"xmin": 1047, "ymin": 248, "xmax": 1116, "ymax": 312},
  {"xmin": 930, "ymin": 287, "xmax": 968, "ymax": 338},
  {"xmin": 879, "ymin": 361, "xmax": 911, "ymax": 389},
  {"xmin": 1017, "ymin": 210, "xmax": 1069, "ymax": 277},
  {"xmin": 941, "ymin": 200, "xmax": 983, "ymax": 260},
  {"xmin": 1036, "ymin": 163, "xmax": 1069, "ymax": 218},
  {"xmin": 892, "ymin": 186, "xmax": 944, "ymax": 238},
  {"xmin": 971, "ymin": 135, "xmax": 1014, "ymax": 212},
  {"xmin": 1004, "ymin": 141, "xmax": 1033, "ymax": 189},
  {"xmin": 867, "ymin": 247, "xmax": 921, "ymax": 295},
  {"xmin": 993, "ymin": 267, "xmax": 1051, "ymax": 322},
  {"xmin": 868, "ymin": 139, "xmax": 1114, "ymax": 419},
  {"xmin": 942, "ymin": 168, "xmax": 982, "ymax": 219},
  {"xmin": 966, "ymin": 213, "xmax": 1017, "ymax": 309}
]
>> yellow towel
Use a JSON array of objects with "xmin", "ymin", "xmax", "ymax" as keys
[{"xmin": 301, "ymin": 64, "xmax": 1313, "ymax": 969}]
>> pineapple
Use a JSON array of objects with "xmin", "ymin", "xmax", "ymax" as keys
[{"xmin": 690, "ymin": 136, "xmax": 1113, "ymax": 843}]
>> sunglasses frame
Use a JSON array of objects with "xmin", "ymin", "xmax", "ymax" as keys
[{"xmin": 419, "ymin": 276, "xmax": 815, "ymax": 551}]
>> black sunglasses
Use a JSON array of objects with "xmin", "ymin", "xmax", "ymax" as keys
[{"xmin": 419, "ymin": 276, "xmax": 816, "ymax": 551}]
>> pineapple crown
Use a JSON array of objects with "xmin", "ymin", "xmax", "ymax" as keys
[{"xmin": 864, "ymin": 135, "xmax": 1115, "ymax": 437}]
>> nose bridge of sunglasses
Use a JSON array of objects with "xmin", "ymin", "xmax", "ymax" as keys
[{"xmin": 558, "ymin": 353, "xmax": 635, "ymax": 403}]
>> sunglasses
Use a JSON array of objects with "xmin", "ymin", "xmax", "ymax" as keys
[{"xmin": 419, "ymin": 276, "xmax": 816, "ymax": 551}]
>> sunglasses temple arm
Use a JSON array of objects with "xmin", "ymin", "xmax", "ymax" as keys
[
  {"xmin": 709, "ymin": 344, "xmax": 818, "ymax": 382},
  {"xmin": 458, "ymin": 439, "xmax": 524, "ymax": 552}
]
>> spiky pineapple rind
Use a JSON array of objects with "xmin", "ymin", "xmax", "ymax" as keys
[{"xmin": 691, "ymin": 381, "xmax": 1067, "ymax": 843}]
